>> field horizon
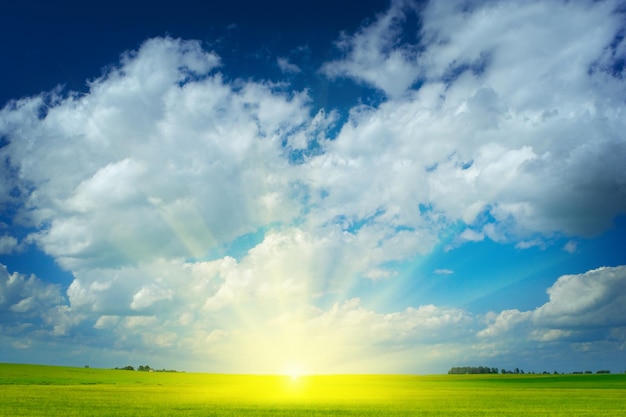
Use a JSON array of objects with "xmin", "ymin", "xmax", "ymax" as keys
[{"xmin": 2, "ymin": 362, "xmax": 626, "ymax": 416}]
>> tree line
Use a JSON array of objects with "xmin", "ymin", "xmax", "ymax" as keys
[
  {"xmin": 448, "ymin": 366, "xmax": 499, "ymax": 374},
  {"xmin": 113, "ymin": 365, "xmax": 180, "ymax": 372},
  {"xmin": 449, "ymin": 366, "xmax": 617, "ymax": 375}
]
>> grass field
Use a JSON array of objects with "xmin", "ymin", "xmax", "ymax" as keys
[{"xmin": 1, "ymin": 363, "xmax": 625, "ymax": 416}]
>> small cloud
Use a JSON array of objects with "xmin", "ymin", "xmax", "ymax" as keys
[
  {"xmin": 0, "ymin": 235, "xmax": 19, "ymax": 254},
  {"xmin": 563, "ymin": 240, "xmax": 577, "ymax": 253},
  {"xmin": 364, "ymin": 268, "xmax": 395, "ymax": 280},
  {"xmin": 10, "ymin": 297, "xmax": 37, "ymax": 313},
  {"xmin": 460, "ymin": 229, "xmax": 484, "ymax": 242},
  {"xmin": 515, "ymin": 239, "xmax": 546, "ymax": 250},
  {"xmin": 277, "ymin": 57, "xmax": 301, "ymax": 74},
  {"xmin": 94, "ymin": 315, "xmax": 120, "ymax": 329},
  {"xmin": 434, "ymin": 269, "xmax": 454, "ymax": 275},
  {"xmin": 12, "ymin": 340, "xmax": 31, "ymax": 349}
]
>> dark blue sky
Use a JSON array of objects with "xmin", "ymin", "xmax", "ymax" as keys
[{"xmin": 0, "ymin": 0, "xmax": 392, "ymax": 108}]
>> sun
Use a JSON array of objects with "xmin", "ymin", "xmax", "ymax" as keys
[{"xmin": 282, "ymin": 362, "xmax": 308, "ymax": 381}]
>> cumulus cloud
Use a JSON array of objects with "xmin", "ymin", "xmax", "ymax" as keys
[
  {"xmin": 1, "ymin": 2, "xmax": 624, "ymax": 278},
  {"xmin": 0, "ymin": 0, "xmax": 625, "ymax": 372},
  {"xmin": 534, "ymin": 266, "xmax": 626, "ymax": 328},
  {"xmin": 0, "ymin": 265, "xmax": 64, "ymax": 314},
  {"xmin": 0, "ymin": 264, "xmax": 71, "ymax": 338},
  {"xmin": 1, "ymin": 37, "xmax": 316, "ymax": 271},
  {"xmin": 317, "ymin": 0, "xmax": 626, "ymax": 240},
  {"xmin": 480, "ymin": 266, "xmax": 626, "ymax": 348}
]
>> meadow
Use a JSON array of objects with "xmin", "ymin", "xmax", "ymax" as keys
[{"xmin": 1, "ymin": 363, "xmax": 625, "ymax": 416}]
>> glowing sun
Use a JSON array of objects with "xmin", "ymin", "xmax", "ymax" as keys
[{"xmin": 283, "ymin": 362, "xmax": 307, "ymax": 380}]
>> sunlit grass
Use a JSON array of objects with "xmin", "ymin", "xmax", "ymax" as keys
[{"xmin": 1, "ymin": 363, "xmax": 625, "ymax": 416}]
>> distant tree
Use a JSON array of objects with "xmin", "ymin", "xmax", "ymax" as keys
[
  {"xmin": 596, "ymin": 370, "xmax": 611, "ymax": 374},
  {"xmin": 84, "ymin": 365, "xmax": 89, "ymax": 368},
  {"xmin": 501, "ymin": 368, "xmax": 507, "ymax": 374},
  {"xmin": 448, "ymin": 366, "xmax": 499, "ymax": 374},
  {"xmin": 514, "ymin": 368, "xmax": 520, "ymax": 374}
]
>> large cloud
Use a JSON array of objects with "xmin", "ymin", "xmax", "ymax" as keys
[
  {"xmin": 4, "ymin": 259, "xmax": 624, "ymax": 372},
  {"xmin": 534, "ymin": 266, "xmax": 626, "ymax": 328},
  {"xmin": 1, "ymin": 37, "xmax": 316, "ymax": 270},
  {"xmin": 478, "ymin": 266, "xmax": 626, "ymax": 369},
  {"xmin": 314, "ymin": 0, "xmax": 626, "ymax": 240},
  {"xmin": 1, "ymin": 1, "xmax": 625, "ymax": 274}
]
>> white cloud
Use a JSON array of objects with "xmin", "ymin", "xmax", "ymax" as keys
[
  {"xmin": 0, "ymin": 235, "xmax": 19, "ymax": 254},
  {"xmin": 515, "ymin": 239, "xmax": 545, "ymax": 250},
  {"xmin": 0, "ymin": 264, "xmax": 72, "ymax": 337},
  {"xmin": 182, "ymin": 298, "xmax": 474, "ymax": 374},
  {"xmin": 434, "ymin": 269, "xmax": 454, "ymax": 275},
  {"xmin": 480, "ymin": 266, "xmax": 626, "ymax": 340},
  {"xmin": 563, "ymin": 240, "xmax": 577, "ymax": 254},
  {"xmin": 459, "ymin": 229, "xmax": 484, "ymax": 243},
  {"xmin": 0, "ymin": 265, "xmax": 64, "ymax": 313},
  {"xmin": 321, "ymin": 0, "xmax": 422, "ymax": 98},
  {"xmin": 533, "ymin": 266, "xmax": 626, "ymax": 328},
  {"xmin": 277, "ymin": 57, "xmax": 301, "ymax": 74},
  {"xmin": 3, "ymin": 254, "xmax": 626, "ymax": 372},
  {"xmin": 472, "ymin": 266, "xmax": 626, "ymax": 370},
  {"xmin": 94, "ymin": 315, "xmax": 120, "ymax": 329},
  {"xmin": 317, "ymin": 0, "xmax": 626, "ymax": 240},
  {"xmin": 1, "ymin": 2, "xmax": 624, "ymax": 276},
  {"xmin": 478, "ymin": 309, "xmax": 532, "ymax": 338},
  {"xmin": 130, "ymin": 285, "xmax": 174, "ymax": 311},
  {"xmin": 2, "ymin": 37, "xmax": 315, "ymax": 271}
]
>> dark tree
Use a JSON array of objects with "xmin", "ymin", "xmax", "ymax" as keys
[{"xmin": 448, "ymin": 366, "xmax": 499, "ymax": 374}]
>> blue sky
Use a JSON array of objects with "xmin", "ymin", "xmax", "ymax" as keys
[{"xmin": 1, "ymin": 0, "xmax": 625, "ymax": 375}]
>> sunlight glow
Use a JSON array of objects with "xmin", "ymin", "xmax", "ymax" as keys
[{"xmin": 283, "ymin": 362, "xmax": 307, "ymax": 380}]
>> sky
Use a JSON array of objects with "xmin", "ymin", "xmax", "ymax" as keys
[{"xmin": 1, "ymin": 0, "xmax": 625, "ymax": 375}]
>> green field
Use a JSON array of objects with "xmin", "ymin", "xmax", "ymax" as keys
[{"xmin": 1, "ymin": 363, "xmax": 625, "ymax": 416}]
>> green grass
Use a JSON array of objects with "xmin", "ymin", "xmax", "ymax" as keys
[{"xmin": 1, "ymin": 363, "xmax": 625, "ymax": 416}]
